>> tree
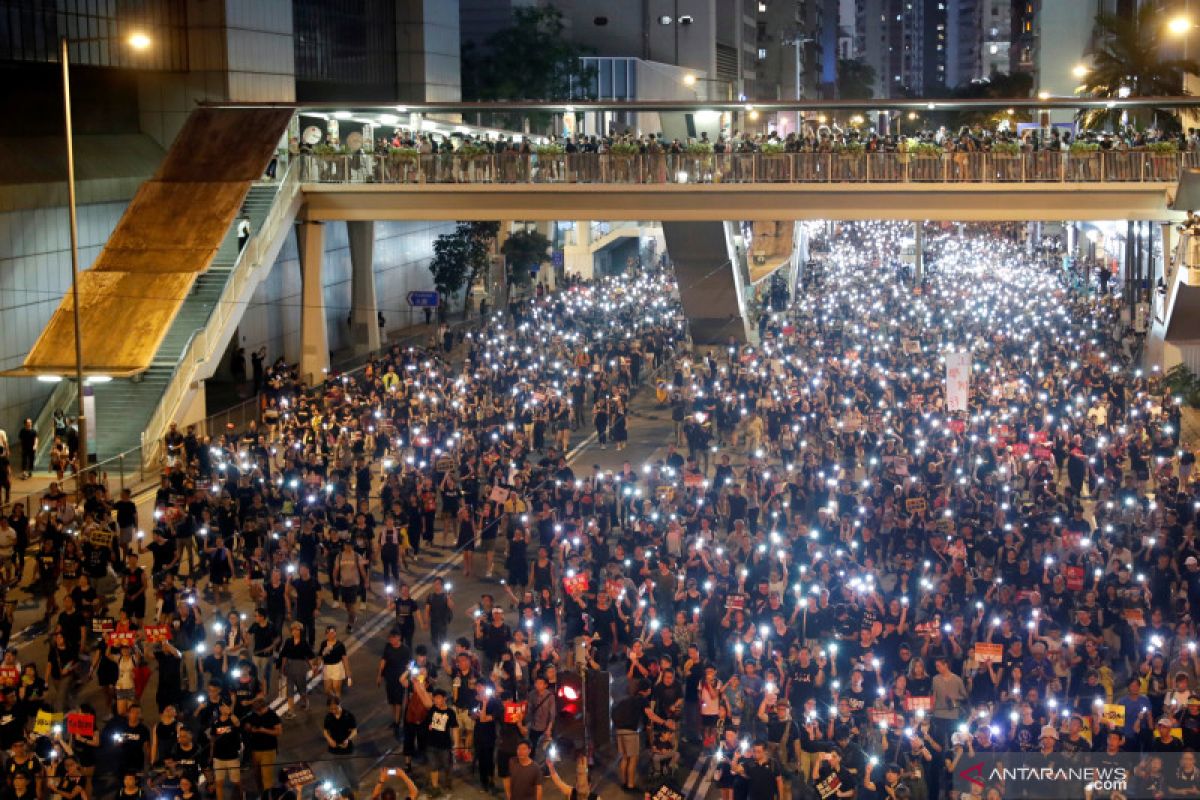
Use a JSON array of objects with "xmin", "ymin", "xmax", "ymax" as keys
[
  {"xmin": 428, "ymin": 222, "xmax": 501, "ymax": 315},
  {"xmin": 837, "ymin": 58, "xmax": 876, "ymax": 100},
  {"xmin": 428, "ymin": 231, "xmax": 472, "ymax": 310},
  {"xmin": 1078, "ymin": 3, "xmax": 1198, "ymax": 130},
  {"xmin": 943, "ymin": 71, "xmax": 1035, "ymax": 129},
  {"xmin": 462, "ymin": 7, "xmax": 595, "ymax": 104},
  {"xmin": 501, "ymin": 229, "xmax": 552, "ymax": 288}
]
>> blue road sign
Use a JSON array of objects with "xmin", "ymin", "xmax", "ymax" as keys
[{"xmin": 407, "ymin": 291, "xmax": 440, "ymax": 308}]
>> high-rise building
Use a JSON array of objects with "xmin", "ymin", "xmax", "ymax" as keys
[
  {"xmin": 947, "ymin": 0, "xmax": 1012, "ymax": 88},
  {"xmin": 852, "ymin": 0, "xmax": 947, "ymax": 98},
  {"xmin": 0, "ymin": 0, "xmax": 461, "ymax": 440}
]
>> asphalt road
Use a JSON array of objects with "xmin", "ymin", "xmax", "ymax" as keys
[{"xmin": 3, "ymin": 371, "xmax": 685, "ymax": 800}]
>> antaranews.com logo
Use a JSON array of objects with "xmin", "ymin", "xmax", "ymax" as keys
[{"xmin": 957, "ymin": 758, "xmax": 1129, "ymax": 796}]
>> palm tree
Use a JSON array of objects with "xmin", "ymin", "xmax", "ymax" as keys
[{"xmin": 1078, "ymin": 3, "xmax": 1199, "ymax": 130}]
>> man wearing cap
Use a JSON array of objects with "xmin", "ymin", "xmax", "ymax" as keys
[
  {"xmin": 1152, "ymin": 716, "xmax": 1185, "ymax": 752},
  {"xmin": 1037, "ymin": 725, "xmax": 1059, "ymax": 755}
]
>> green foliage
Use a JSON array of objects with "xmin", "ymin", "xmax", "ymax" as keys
[
  {"xmin": 1146, "ymin": 140, "xmax": 1180, "ymax": 152},
  {"xmin": 312, "ymin": 143, "xmax": 346, "ymax": 156},
  {"xmin": 461, "ymin": 6, "xmax": 596, "ymax": 131},
  {"xmin": 837, "ymin": 58, "xmax": 876, "ymax": 100},
  {"xmin": 835, "ymin": 140, "xmax": 866, "ymax": 153},
  {"xmin": 905, "ymin": 140, "xmax": 944, "ymax": 156},
  {"xmin": 388, "ymin": 147, "xmax": 420, "ymax": 161},
  {"xmin": 457, "ymin": 143, "xmax": 491, "ymax": 159},
  {"xmin": 501, "ymin": 229, "xmax": 552, "ymax": 287},
  {"xmin": 991, "ymin": 141, "xmax": 1022, "ymax": 155},
  {"xmin": 609, "ymin": 142, "xmax": 641, "ymax": 157},
  {"xmin": 1069, "ymin": 141, "xmax": 1100, "ymax": 153},
  {"xmin": 535, "ymin": 143, "xmax": 565, "ymax": 156},
  {"xmin": 428, "ymin": 222, "xmax": 500, "ymax": 313},
  {"xmin": 760, "ymin": 141, "xmax": 786, "ymax": 154},
  {"xmin": 686, "ymin": 141, "xmax": 714, "ymax": 155},
  {"xmin": 942, "ymin": 72, "xmax": 1034, "ymax": 128},
  {"xmin": 1078, "ymin": 3, "xmax": 1199, "ymax": 130},
  {"xmin": 1164, "ymin": 364, "xmax": 1200, "ymax": 407}
]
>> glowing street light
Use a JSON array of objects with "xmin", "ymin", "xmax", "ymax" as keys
[
  {"xmin": 1072, "ymin": 64, "xmax": 1089, "ymax": 79},
  {"xmin": 1169, "ymin": 15, "xmax": 1194, "ymax": 36}
]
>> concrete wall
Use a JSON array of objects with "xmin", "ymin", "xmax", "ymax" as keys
[
  {"xmin": 233, "ymin": 220, "xmax": 454, "ymax": 366},
  {"xmin": 398, "ymin": 0, "xmax": 463, "ymax": 102},
  {"xmin": 0, "ymin": 202, "xmax": 126, "ymax": 439}
]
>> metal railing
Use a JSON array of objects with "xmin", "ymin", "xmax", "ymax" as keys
[
  {"xmin": 1, "ymin": 442, "xmax": 152, "ymax": 514},
  {"xmin": 299, "ymin": 150, "xmax": 1200, "ymax": 186},
  {"xmin": 139, "ymin": 158, "xmax": 303, "ymax": 469}
]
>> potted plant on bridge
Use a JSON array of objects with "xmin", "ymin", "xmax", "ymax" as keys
[
  {"xmin": 990, "ymin": 140, "xmax": 1022, "ymax": 181},
  {"xmin": 685, "ymin": 139, "xmax": 714, "ymax": 182},
  {"xmin": 387, "ymin": 146, "xmax": 421, "ymax": 183},
  {"xmin": 1145, "ymin": 139, "xmax": 1180, "ymax": 181},
  {"xmin": 760, "ymin": 140, "xmax": 787, "ymax": 182},
  {"xmin": 1068, "ymin": 140, "xmax": 1100, "ymax": 180},
  {"xmin": 905, "ymin": 140, "xmax": 944, "ymax": 181},
  {"xmin": 534, "ymin": 141, "xmax": 566, "ymax": 183}
]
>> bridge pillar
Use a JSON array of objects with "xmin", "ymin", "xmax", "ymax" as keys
[
  {"xmin": 296, "ymin": 220, "xmax": 329, "ymax": 386},
  {"xmin": 913, "ymin": 221, "xmax": 924, "ymax": 283},
  {"xmin": 347, "ymin": 221, "xmax": 381, "ymax": 356},
  {"xmin": 661, "ymin": 221, "xmax": 752, "ymax": 346}
]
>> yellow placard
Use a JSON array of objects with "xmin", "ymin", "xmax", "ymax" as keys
[{"xmin": 1102, "ymin": 704, "xmax": 1125, "ymax": 727}]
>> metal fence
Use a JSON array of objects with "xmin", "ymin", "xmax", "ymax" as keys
[{"xmin": 300, "ymin": 150, "xmax": 1200, "ymax": 186}]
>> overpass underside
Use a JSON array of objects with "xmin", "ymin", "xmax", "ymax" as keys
[{"xmin": 300, "ymin": 182, "xmax": 1175, "ymax": 223}]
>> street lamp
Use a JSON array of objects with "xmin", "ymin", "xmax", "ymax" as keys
[
  {"xmin": 1170, "ymin": 15, "xmax": 1193, "ymax": 36},
  {"xmin": 1072, "ymin": 64, "xmax": 1089, "ymax": 79},
  {"xmin": 61, "ymin": 30, "xmax": 151, "ymax": 482},
  {"xmin": 682, "ymin": 73, "xmax": 735, "ymax": 100}
]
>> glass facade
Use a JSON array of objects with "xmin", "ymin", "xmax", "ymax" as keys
[
  {"xmin": 0, "ymin": 0, "xmax": 188, "ymax": 70},
  {"xmin": 293, "ymin": 0, "xmax": 397, "ymax": 101}
]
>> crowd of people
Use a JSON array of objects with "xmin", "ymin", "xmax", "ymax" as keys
[{"xmin": 0, "ymin": 219, "xmax": 1195, "ymax": 800}]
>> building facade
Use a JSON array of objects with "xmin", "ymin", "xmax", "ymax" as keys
[{"xmin": 0, "ymin": 0, "xmax": 460, "ymax": 445}]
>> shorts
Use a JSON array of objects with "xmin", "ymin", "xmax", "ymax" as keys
[
  {"xmin": 455, "ymin": 707, "xmax": 475, "ymax": 735},
  {"xmin": 115, "ymin": 687, "xmax": 136, "ymax": 701},
  {"xmin": 324, "ymin": 662, "xmax": 346, "ymax": 682},
  {"xmin": 213, "ymin": 758, "xmax": 242, "ymax": 784},
  {"xmin": 339, "ymin": 586, "xmax": 359, "ymax": 605},
  {"xmin": 428, "ymin": 747, "xmax": 451, "ymax": 774},
  {"xmin": 478, "ymin": 537, "xmax": 496, "ymax": 554},
  {"xmin": 616, "ymin": 729, "xmax": 640, "ymax": 758}
]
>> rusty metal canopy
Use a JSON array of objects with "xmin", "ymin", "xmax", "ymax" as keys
[{"xmin": 19, "ymin": 107, "xmax": 294, "ymax": 377}]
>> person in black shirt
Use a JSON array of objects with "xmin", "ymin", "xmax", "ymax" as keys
[
  {"xmin": 612, "ymin": 681, "xmax": 652, "ymax": 791},
  {"xmin": 242, "ymin": 697, "xmax": 282, "ymax": 794},
  {"xmin": 208, "ymin": 698, "xmax": 243, "ymax": 800},
  {"xmin": 377, "ymin": 629, "xmax": 412, "ymax": 732},
  {"xmin": 423, "ymin": 689, "xmax": 458, "ymax": 793},
  {"xmin": 247, "ymin": 609, "xmax": 279, "ymax": 697},
  {"xmin": 472, "ymin": 681, "xmax": 503, "ymax": 792},
  {"xmin": 322, "ymin": 696, "xmax": 357, "ymax": 755},
  {"xmin": 732, "ymin": 741, "xmax": 785, "ymax": 800},
  {"xmin": 287, "ymin": 565, "xmax": 321, "ymax": 646}
]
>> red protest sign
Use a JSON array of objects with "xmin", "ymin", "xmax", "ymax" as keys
[
  {"xmin": 1064, "ymin": 565, "xmax": 1085, "ymax": 592},
  {"xmin": 0, "ymin": 666, "xmax": 19, "ymax": 687},
  {"xmin": 1012, "ymin": 443, "xmax": 1029, "ymax": 458},
  {"xmin": 1030, "ymin": 431, "xmax": 1048, "ymax": 445},
  {"xmin": 904, "ymin": 696, "xmax": 933, "ymax": 712},
  {"xmin": 106, "ymin": 631, "xmax": 137, "ymax": 648},
  {"xmin": 1033, "ymin": 447, "xmax": 1053, "ymax": 461},
  {"xmin": 948, "ymin": 419, "xmax": 966, "ymax": 435},
  {"xmin": 503, "ymin": 701, "xmax": 526, "ymax": 724},
  {"xmin": 66, "ymin": 712, "xmax": 94, "ymax": 738},
  {"xmin": 562, "ymin": 572, "xmax": 589, "ymax": 595},
  {"xmin": 683, "ymin": 473, "xmax": 705, "ymax": 489},
  {"xmin": 143, "ymin": 625, "xmax": 171, "ymax": 644},
  {"xmin": 726, "ymin": 593, "xmax": 746, "ymax": 611}
]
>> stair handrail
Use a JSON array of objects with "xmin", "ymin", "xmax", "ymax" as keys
[
  {"xmin": 139, "ymin": 159, "xmax": 302, "ymax": 467},
  {"xmin": 31, "ymin": 378, "xmax": 77, "ymax": 466}
]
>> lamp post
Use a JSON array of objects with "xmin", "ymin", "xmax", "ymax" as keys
[
  {"xmin": 782, "ymin": 34, "xmax": 816, "ymax": 133},
  {"xmin": 60, "ymin": 31, "xmax": 150, "ymax": 485}
]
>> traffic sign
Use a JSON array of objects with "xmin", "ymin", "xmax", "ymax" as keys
[{"xmin": 407, "ymin": 291, "xmax": 440, "ymax": 308}]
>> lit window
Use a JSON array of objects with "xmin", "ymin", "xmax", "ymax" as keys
[
  {"xmin": 758, "ymin": 1, "xmax": 767, "ymax": 11},
  {"xmin": 758, "ymin": 47, "xmax": 768, "ymax": 59}
]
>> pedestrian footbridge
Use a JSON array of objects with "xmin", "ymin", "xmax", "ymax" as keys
[{"xmin": 9, "ymin": 106, "xmax": 1194, "ymax": 467}]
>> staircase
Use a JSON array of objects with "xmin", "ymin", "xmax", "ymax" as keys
[{"xmin": 86, "ymin": 182, "xmax": 285, "ymax": 461}]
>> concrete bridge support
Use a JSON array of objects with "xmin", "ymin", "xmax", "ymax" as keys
[{"xmin": 661, "ymin": 221, "xmax": 752, "ymax": 346}]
